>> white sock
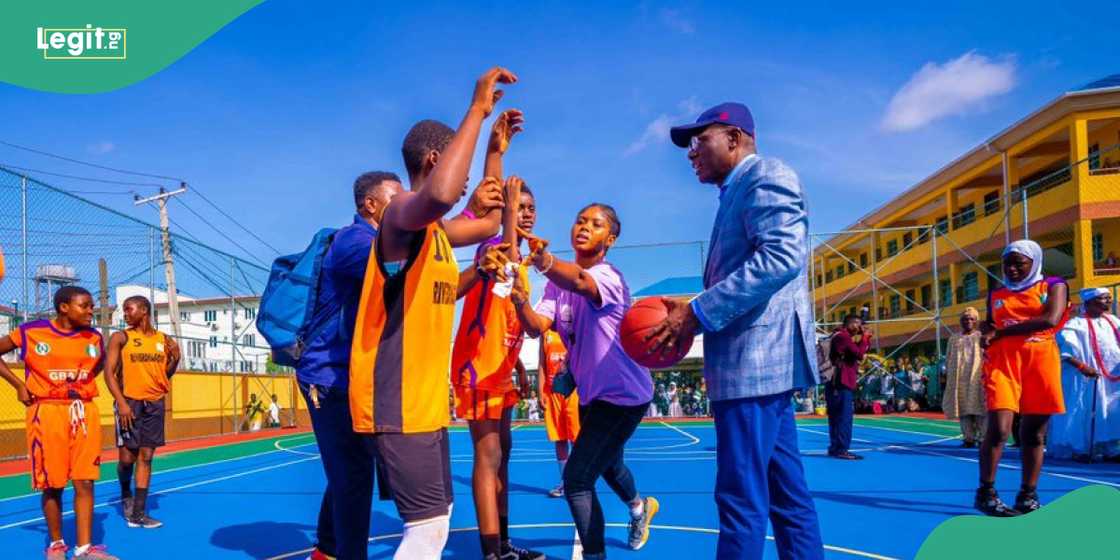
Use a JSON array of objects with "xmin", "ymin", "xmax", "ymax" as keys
[
  {"xmin": 74, "ymin": 544, "xmax": 91, "ymax": 556},
  {"xmin": 49, "ymin": 539, "xmax": 65, "ymax": 548},
  {"xmin": 395, "ymin": 513, "xmax": 450, "ymax": 560},
  {"xmin": 630, "ymin": 498, "xmax": 645, "ymax": 518}
]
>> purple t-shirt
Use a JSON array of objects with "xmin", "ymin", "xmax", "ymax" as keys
[{"xmin": 534, "ymin": 263, "xmax": 653, "ymax": 407}]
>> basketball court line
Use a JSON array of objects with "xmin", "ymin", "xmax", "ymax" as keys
[
  {"xmin": 0, "ymin": 433, "xmax": 319, "ymax": 504},
  {"xmin": 263, "ymin": 522, "xmax": 902, "ymax": 560}
]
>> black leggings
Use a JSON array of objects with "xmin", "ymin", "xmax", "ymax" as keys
[{"xmin": 563, "ymin": 399, "xmax": 648, "ymax": 555}]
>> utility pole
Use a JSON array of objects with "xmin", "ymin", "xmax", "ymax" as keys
[
  {"xmin": 98, "ymin": 258, "xmax": 110, "ymax": 339},
  {"xmin": 134, "ymin": 184, "xmax": 188, "ymax": 340}
]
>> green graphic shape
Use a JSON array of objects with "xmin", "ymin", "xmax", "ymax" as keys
[
  {"xmin": 916, "ymin": 485, "xmax": 1120, "ymax": 559},
  {"xmin": 1, "ymin": 1, "xmax": 265, "ymax": 94}
]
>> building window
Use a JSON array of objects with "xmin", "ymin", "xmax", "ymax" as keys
[
  {"xmin": 954, "ymin": 203, "xmax": 976, "ymax": 229},
  {"xmin": 902, "ymin": 232, "xmax": 913, "ymax": 249},
  {"xmin": 889, "ymin": 295, "xmax": 901, "ymax": 317},
  {"xmin": 935, "ymin": 216, "xmax": 949, "ymax": 234},
  {"xmin": 847, "ymin": 261, "xmax": 856, "ymax": 274},
  {"xmin": 209, "ymin": 336, "xmax": 218, "ymax": 348},
  {"xmin": 1090, "ymin": 143, "xmax": 1101, "ymax": 171},
  {"xmin": 917, "ymin": 227, "xmax": 931, "ymax": 244},
  {"xmin": 244, "ymin": 307, "xmax": 256, "ymax": 320},
  {"xmin": 835, "ymin": 265, "xmax": 844, "ymax": 279},
  {"xmin": 986, "ymin": 264, "xmax": 1003, "ymax": 290},
  {"xmin": 984, "ymin": 191, "xmax": 1001, "ymax": 216},
  {"xmin": 920, "ymin": 285, "xmax": 931, "ymax": 308},
  {"xmin": 939, "ymin": 279, "xmax": 953, "ymax": 307},
  {"xmin": 962, "ymin": 272, "xmax": 979, "ymax": 302},
  {"xmin": 816, "ymin": 274, "xmax": 822, "ymax": 287},
  {"xmin": 187, "ymin": 340, "xmax": 206, "ymax": 359},
  {"xmin": 243, "ymin": 334, "xmax": 256, "ymax": 347},
  {"xmin": 826, "ymin": 271, "xmax": 833, "ymax": 283},
  {"xmin": 1093, "ymin": 233, "xmax": 1104, "ymax": 262},
  {"xmin": 179, "ymin": 311, "xmax": 190, "ymax": 322},
  {"xmin": 875, "ymin": 248, "xmax": 882, "ymax": 261},
  {"xmin": 905, "ymin": 289, "xmax": 916, "ymax": 313},
  {"xmin": 240, "ymin": 361, "xmax": 253, "ymax": 373},
  {"xmin": 886, "ymin": 239, "xmax": 899, "ymax": 257},
  {"xmin": 204, "ymin": 310, "xmax": 217, "ymax": 322},
  {"xmin": 859, "ymin": 253, "xmax": 868, "ymax": 268}
]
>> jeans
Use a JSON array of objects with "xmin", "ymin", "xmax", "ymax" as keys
[
  {"xmin": 825, "ymin": 383, "xmax": 854, "ymax": 455},
  {"xmin": 299, "ymin": 382, "xmax": 374, "ymax": 560},
  {"xmin": 713, "ymin": 392, "xmax": 823, "ymax": 560},
  {"xmin": 562, "ymin": 399, "xmax": 647, "ymax": 555}
]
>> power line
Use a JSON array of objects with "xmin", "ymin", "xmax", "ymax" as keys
[
  {"xmin": 0, "ymin": 139, "xmax": 183, "ymax": 182},
  {"xmin": 173, "ymin": 198, "xmax": 268, "ymax": 267},
  {"xmin": 0, "ymin": 162, "xmax": 165, "ymax": 188},
  {"xmin": 190, "ymin": 188, "xmax": 282, "ymax": 255}
]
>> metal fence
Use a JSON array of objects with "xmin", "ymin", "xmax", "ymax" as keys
[{"xmin": 0, "ymin": 166, "xmax": 304, "ymax": 458}]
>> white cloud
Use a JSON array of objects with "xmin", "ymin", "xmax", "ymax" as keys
[
  {"xmin": 87, "ymin": 141, "xmax": 116, "ymax": 155},
  {"xmin": 624, "ymin": 97, "xmax": 702, "ymax": 156},
  {"xmin": 881, "ymin": 52, "xmax": 1016, "ymax": 132},
  {"xmin": 659, "ymin": 8, "xmax": 695, "ymax": 34}
]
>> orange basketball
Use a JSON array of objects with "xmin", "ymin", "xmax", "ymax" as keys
[{"xmin": 620, "ymin": 297, "xmax": 694, "ymax": 369}]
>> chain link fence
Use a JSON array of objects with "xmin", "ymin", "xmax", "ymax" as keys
[{"xmin": 0, "ymin": 167, "xmax": 304, "ymax": 459}]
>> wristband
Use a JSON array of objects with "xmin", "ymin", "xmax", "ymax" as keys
[
  {"xmin": 461, "ymin": 209, "xmax": 478, "ymax": 220},
  {"xmin": 536, "ymin": 252, "xmax": 555, "ymax": 274}
]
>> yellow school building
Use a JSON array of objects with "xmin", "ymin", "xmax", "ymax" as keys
[{"xmin": 812, "ymin": 75, "xmax": 1120, "ymax": 355}]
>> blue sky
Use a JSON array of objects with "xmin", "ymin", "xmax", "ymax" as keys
[{"xmin": 0, "ymin": 0, "xmax": 1111, "ymax": 290}]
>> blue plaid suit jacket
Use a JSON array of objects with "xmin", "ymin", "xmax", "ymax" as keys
[{"xmin": 691, "ymin": 155, "xmax": 819, "ymax": 401}]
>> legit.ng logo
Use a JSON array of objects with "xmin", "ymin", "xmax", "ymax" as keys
[{"xmin": 36, "ymin": 25, "xmax": 127, "ymax": 60}]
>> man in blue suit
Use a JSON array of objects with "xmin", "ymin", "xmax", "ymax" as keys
[{"xmin": 648, "ymin": 103, "xmax": 824, "ymax": 559}]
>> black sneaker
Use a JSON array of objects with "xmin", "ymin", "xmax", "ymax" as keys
[
  {"xmin": 1014, "ymin": 491, "xmax": 1042, "ymax": 514},
  {"xmin": 974, "ymin": 488, "xmax": 1021, "ymax": 517},
  {"xmin": 501, "ymin": 541, "xmax": 545, "ymax": 560},
  {"xmin": 126, "ymin": 514, "xmax": 163, "ymax": 529}
]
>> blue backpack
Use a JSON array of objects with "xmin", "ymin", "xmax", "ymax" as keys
[{"xmin": 256, "ymin": 228, "xmax": 337, "ymax": 368}]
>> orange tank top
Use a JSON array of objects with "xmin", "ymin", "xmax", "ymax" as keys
[
  {"xmin": 121, "ymin": 329, "xmax": 170, "ymax": 401},
  {"xmin": 13, "ymin": 320, "xmax": 103, "ymax": 400},
  {"xmin": 539, "ymin": 330, "xmax": 568, "ymax": 395},
  {"xmin": 350, "ymin": 223, "xmax": 459, "ymax": 434},
  {"xmin": 988, "ymin": 277, "xmax": 1069, "ymax": 342},
  {"xmin": 451, "ymin": 259, "xmax": 528, "ymax": 392}
]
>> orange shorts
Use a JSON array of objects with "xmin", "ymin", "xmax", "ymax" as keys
[
  {"xmin": 543, "ymin": 390, "xmax": 581, "ymax": 442},
  {"xmin": 26, "ymin": 400, "xmax": 102, "ymax": 490},
  {"xmin": 983, "ymin": 337, "xmax": 1065, "ymax": 415},
  {"xmin": 454, "ymin": 386, "xmax": 520, "ymax": 421}
]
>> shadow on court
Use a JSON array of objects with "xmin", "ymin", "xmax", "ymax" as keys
[{"xmin": 20, "ymin": 511, "xmax": 110, "ymax": 549}]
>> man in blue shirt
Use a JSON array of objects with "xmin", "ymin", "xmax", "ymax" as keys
[
  {"xmin": 297, "ymin": 170, "xmax": 402, "ymax": 560},
  {"xmin": 650, "ymin": 103, "xmax": 824, "ymax": 559}
]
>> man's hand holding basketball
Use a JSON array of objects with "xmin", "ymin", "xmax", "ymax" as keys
[{"xmin": 646, "ymin": 298, "xmax": 700, "ymax": 357}]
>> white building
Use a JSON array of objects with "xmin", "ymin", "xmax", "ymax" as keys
[{"xmin": 113, "ymin": 285, "xmax": 270, "ymax": 374}]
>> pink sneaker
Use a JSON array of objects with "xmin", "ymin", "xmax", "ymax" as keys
[
  {"xmin": 45, "ymin": 542, "xmax": 67, "ymax": 560},
  {"xmin": 74, "ymin": 545, "xmax": 119, "ymax": 559}
]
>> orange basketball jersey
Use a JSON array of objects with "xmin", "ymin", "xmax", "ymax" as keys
[
  {"xmin": 121, "ymin": 329, "xmax": 171, "ymax": 401},
  {"xmin": 451, "ymin": 261, "xmax": 528, "ymax": 393},
  {"xmin": 988, "ymin": 278, "xmax": 1069, "ymax": 342},
  {"xmin": 13, "ymin": 320, "xmax": 103, "ymax": 400},
  {"xmin": 539, "ymin": 329, "xmax": 568, "ymax": 395},
  {"xmin": 350, "ymin": 223, "xmax": 459, "ymax": 434}
]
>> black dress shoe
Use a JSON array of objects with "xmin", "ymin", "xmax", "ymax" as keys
[{"xmin": 829, "ymin": 452, "xmax": 864, "ymax": 460}]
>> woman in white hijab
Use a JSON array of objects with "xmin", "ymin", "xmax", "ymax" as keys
[
  {"xmin": 975, "ymin": 239, "xmax": 1069, "ymax": 517},
  {"xmin": 1050, "ymin": 287, "xmax": 1120, "ymax": 461}
]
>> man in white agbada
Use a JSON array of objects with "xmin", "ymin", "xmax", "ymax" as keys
[{"xmin": 1051, "ymin": 287, "xmax": 1120, "ymax": 461}]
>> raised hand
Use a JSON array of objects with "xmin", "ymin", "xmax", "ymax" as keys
[
  {"xmin": 517, "ymin": 227, "xmax": 549, "ymax": 266},
  {"xmin": 466, "ymin": 176, "xmax": 504, "ymax": 218},
  {"xmin": 489, "ymin": 109, "xmax": 524, "ymax": 156},
  {"xmin": 479, "ymin": 243, "xmax": 513, "ymax": 282},
  {"xmin": 471, "ymin": 66, "xmax": 518, "ymax": 118}
]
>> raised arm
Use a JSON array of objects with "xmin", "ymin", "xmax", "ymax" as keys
[
  {"xmin": 384, "ymin": 67, "xmax": 517, "ymax": 235},
  {"xmin": 443, "ymin": 177, "xmax": 504, "ymax": 248}
]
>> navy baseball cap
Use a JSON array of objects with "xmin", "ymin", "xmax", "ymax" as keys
[{"xmin": 670, "ymin": 102, "xmax": 755, "ymax": 148}]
